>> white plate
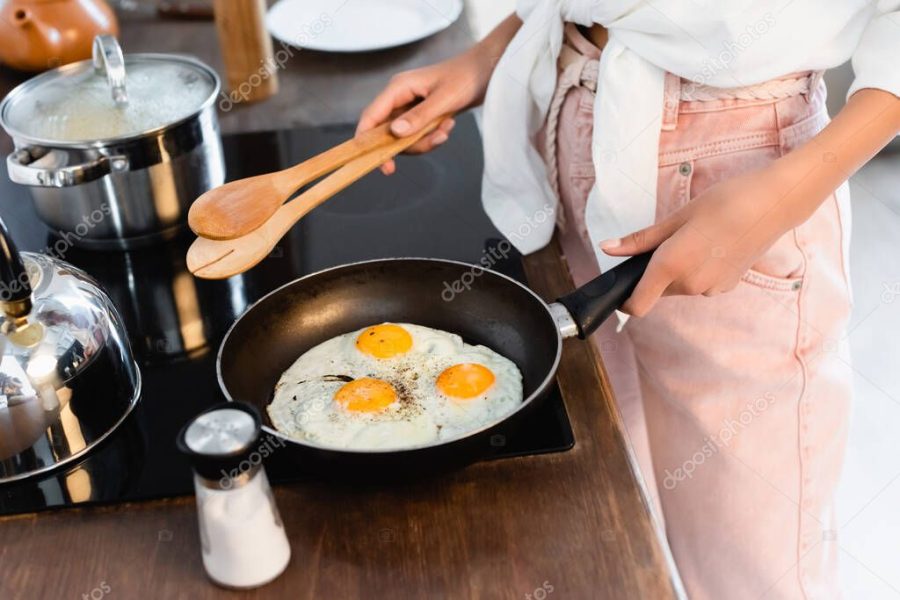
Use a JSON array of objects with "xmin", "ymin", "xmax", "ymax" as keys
[{"xmin": 266, "ymin": 0, "xmax": 464, "ymax": 53}]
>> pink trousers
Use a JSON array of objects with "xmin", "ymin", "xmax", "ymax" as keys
[{"xmin": 547, "ymin": 25, "xmax": 853, "ymax": 600}]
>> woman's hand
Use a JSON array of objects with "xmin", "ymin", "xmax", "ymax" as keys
[
  {"xmin": 604, "ymin": 88, "xmax": 900, "ymax": 317},
  {"xmin": 355, "ymin": 53, "xmax": 481, "ymax": 174},
  {"xmin": 356, "ymin": 14, "xmax": 521, "ymax": 174},
  {"xmin": 601, "ymin": 165, "xmax": 804, "ymax": 316}
]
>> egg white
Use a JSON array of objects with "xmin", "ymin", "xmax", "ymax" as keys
[
  {"xmin": 268, "ymin": 323, "xmax": 524, "ymax": 450},
  {"xmin": 424, "ymin": 345, "xmax": 523, "ymax": 440}
]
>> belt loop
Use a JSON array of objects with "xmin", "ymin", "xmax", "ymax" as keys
[
  {"xmin": 662, "ymin": 72, "xmax": 680, "ymax": 131},
  {"xmin": 804, "ymin": 71, "xmax": 824, "ymax": 104}
]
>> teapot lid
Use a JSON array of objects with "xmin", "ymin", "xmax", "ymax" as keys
[{"xmin": 0, "ymin": 35, "xmax": 218, "ymax": 144}]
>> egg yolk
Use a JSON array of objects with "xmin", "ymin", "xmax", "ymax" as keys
[
  {"xmin": 334, "ymin": 378, "xmax": 398, "ymax": 412},
  {"xmin": 356, "ymin": 323, "xmax": 413, "ymax": 359},
  {"xmin": 436, "ymin": 363, "xmax": 496, "ymax": 399}
]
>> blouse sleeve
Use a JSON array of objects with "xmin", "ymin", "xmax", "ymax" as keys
[
  {"xmin": 848, "ymin": 0, "xmax": 900, "ymax": 99},
  {"xmin": 515, "ymin": 0, "xmax": 542, "ymax": 20}
]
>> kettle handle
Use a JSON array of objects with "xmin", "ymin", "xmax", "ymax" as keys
[{"xmin": 0, "ymin": 217, "xmax": 31, "ymax": 306}]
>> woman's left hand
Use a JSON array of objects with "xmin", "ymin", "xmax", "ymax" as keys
[
  {"xmin": 601, "ymin": 88, "xmax": 900, "ymax": 318},
  {"xmin": 600, "ymin": 164, "xmax": 806, "ymax": 317}
]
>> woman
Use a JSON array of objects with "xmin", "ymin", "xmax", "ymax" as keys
[{"xmin": 357, "ymin": 3, "xmax": 900, "ymax": 598}]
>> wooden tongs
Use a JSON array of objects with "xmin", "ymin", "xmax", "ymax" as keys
[{"xmin": 186, "ymin": 116, "xmax": 446, "ymax": 279}]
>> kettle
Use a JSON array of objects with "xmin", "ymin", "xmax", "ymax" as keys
[
  {"xmin": 0, "ymin": 0, "xmax": 119, "ymax": 72},
  {"xmin": 0, "ymin": 217, "xmax": 140, "ymax": 483}
]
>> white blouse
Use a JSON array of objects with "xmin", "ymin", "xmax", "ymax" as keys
[{"xmin": 481, "ymin": 0, "xmax": 900, "ymax": 273}]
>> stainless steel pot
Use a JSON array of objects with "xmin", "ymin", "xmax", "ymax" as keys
[
  {"xmin": 0, "ymin": 217, "xmax": 141, "ymax": 483},
  {"xmin": 0, "ymin": 36, "xmax": 224, "ymax": 250}
]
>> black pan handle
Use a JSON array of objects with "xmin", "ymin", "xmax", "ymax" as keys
[
  {"xmin": 0, "ymin": 217, "xmax": 31, "ymax": 306},
  {"xmin": 556, "ymin": 252, "xmax": 652, "ymax": 339}
]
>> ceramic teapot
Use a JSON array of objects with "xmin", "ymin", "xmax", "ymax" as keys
[{"xmin": 0, "ymin": 0, "xmax": 119, "ymax": 72}]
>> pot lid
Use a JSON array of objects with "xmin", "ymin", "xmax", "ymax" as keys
[{"xmin": 0, "ymin": 35, "xmax": 218, "ymax": 144}]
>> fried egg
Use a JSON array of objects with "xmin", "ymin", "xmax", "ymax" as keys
[{"xmin": 267, "ymin": 323, "xmax": 523, "ymax": 450}]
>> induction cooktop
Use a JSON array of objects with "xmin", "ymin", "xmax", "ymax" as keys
[{"xmin": 0, "ymin": 114, "xmax": 574, "ymax": 516}]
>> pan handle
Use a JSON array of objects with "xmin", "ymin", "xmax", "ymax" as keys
[{"xmin": 555, "ymin": 252, "xmax": 652, "ymax": 339}]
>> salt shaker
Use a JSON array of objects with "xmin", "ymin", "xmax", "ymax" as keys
[{"xmin": 177, "ymin": 402, "xmax": 291, "ymax": 589}]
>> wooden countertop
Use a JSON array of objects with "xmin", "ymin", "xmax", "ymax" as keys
[
  {"xmin": 0, "ymin": 240, "xmax": 679, "ymax": 600},
  {"xmin": 0, "ymin": 6, "xmax": 679, "ymax": 599}
]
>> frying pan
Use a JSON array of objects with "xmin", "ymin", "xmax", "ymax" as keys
[{"xmin": 217, "ymin": 253, "xmax": 650, "ymax": 478}]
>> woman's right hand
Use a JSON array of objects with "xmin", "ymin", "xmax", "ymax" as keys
[{"xmin": 356, "ymin": 49, "xmax": 494, "ymax": 174}]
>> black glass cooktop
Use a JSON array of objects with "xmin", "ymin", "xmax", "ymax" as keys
[{"xmin": 0, "ymin": 113, "xmax": 574, "ymax": 516}]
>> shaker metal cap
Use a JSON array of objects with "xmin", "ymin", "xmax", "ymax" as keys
[
  {"xmin": 184, "ymin": 407, "xmax": 257, "ymax": 455},
  {"xmin": 177, "ymin": 402, "xmax": 262, "ymax": 480}
]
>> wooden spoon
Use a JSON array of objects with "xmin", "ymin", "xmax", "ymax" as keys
[
  {"xmin": 188, "ymin": 121, "xmax": 396, "ymax": 240},
  {"xmin": 187, "ymin": 116, "xmax": 445, "ymax": 280}
]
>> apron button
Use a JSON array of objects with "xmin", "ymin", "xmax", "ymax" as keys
[
  {"xmin": 792, "ymin": 280, "xmax": 802, "ymax": 291},
  {"xmin": 678, "ymin": 162, "xmax": 692, "ymax": 176}
]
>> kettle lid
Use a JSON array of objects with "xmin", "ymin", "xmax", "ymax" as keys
[{"xmin": 0, "ymin": 218, "xmax": 117, "ymax": 396}]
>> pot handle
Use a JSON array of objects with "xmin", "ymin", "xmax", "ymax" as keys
[
  {"xmin": 6, "ymin": 147, "xmax": 122, "ymax": 188},
  {"xmin": 555, "ymin": 252, "xmax": 652, "ymax": 339}
]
